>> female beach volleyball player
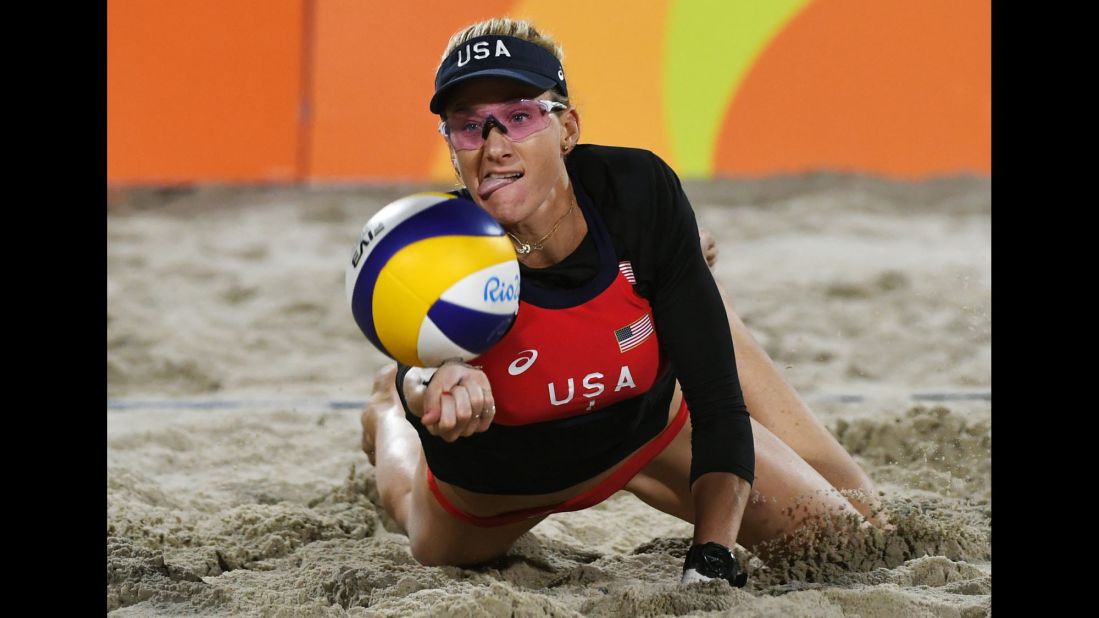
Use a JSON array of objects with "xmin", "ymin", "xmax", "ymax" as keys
[{"xmin": 359, "ymin": 18, "xmax": 888, "ymax": 584}]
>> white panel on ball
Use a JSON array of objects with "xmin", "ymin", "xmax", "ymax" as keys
[
  {"xmin": 344, "ymin": 193, "xmax": 450, "ymax": 307},
  {"xmin": 417, "ymin": 316, "xmax": 477, "ymax": 367},
  {"xmin": 438, "ymin": 261, "xmax": 521, "ymax": 315}
]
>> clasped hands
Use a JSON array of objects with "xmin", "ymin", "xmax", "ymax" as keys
[{"xmin": 416, "ymin": 359, "xmax": 496, "ymax": 442}]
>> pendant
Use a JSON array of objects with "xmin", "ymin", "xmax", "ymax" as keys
[{"xmin": 516, "ymin": 242, "xmax": 532, "ymax": 254}]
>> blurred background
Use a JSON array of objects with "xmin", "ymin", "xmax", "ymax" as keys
[
  {"xmin": 107, "ymin": 0, "xmax": 990, "ymax": 187},
  {"xmin": 108, "ymin": 3, "xmax": 991, "ymax": 613}
]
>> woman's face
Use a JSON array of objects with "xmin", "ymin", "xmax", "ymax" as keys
[{"xmin": 442, "ymin": 77, "xmax": 580, "ymax": 228}]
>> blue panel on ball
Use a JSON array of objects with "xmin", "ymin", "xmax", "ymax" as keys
[
  {"xmin": 426, "ymin": 299, "xmax": 515, "ymax": 354},
  {"xmin": 350, "ymin": 197, "xmax": 504, "ymax": 359}
]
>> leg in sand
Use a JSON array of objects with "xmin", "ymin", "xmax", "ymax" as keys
[
  {"xmin": 713, "ymin": 279, "xmax": 889, "ymax": 527},
  {"xmin": 626, "ymin": 386, "xmax": 869, "ymax": 561},
  {"xmin": 697, "ymin": 227, "xmax": 888, "ymax": 526},
  {"xmin": 361, "ymin": 365, "xmax": 548, "ymax": 567},
  {"xmin": 620, "ymin": 230, "xmax": 889, "ymax": 555}
]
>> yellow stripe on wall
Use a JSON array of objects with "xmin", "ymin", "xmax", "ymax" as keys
[
  {"xmin": 429, "ymin": 0, "xmax": 674, "ymax": 180},
  {"xmin": 511, "ymin": 0, "xmax": 674, "ymax": 161},
  {"xmin": 665, "ymin": 0, "xmax": 808, "ymax": 177}
]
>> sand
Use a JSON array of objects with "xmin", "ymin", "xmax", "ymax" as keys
[{"xmin": 107, "ymin": 173, "xmax": 991, "ymax": 616}]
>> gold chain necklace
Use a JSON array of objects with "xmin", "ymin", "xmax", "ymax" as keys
[{"xmin": 507, "ymin": 198, "xmax": 576, "ymax": 256}]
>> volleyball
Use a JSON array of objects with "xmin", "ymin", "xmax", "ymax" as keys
[{"xmin": 345, "ymin": 192, "xmax": 520, "ymax": 367}]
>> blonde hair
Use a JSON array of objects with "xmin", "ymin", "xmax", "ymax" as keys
[
  {"xmin": 439, "ymin": 18, "xmax": 576, "ymax": 187},
  {"xmin": 437, "ymin": 18, "xmax": 570, "ymax": 106}
]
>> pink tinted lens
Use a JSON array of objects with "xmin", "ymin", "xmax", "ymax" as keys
[{"xmin": 446, "ymin": 100, "xmax": 551, "ymax": 149}]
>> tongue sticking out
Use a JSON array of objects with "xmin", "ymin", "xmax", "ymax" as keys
[{"xmin": 479, "ymin": 175, "xmax": 521, "ymax": 200}]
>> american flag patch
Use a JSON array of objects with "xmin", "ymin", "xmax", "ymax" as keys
[
  {"xmin": 618, "ymin": 261, "xmax": 636, "ymax": 284},
  {"xmin": 614, "ymin": 314, "xmax": 653, "ymax": 353}
]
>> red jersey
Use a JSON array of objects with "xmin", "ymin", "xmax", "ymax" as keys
[
  {"xmin": 400, "ymin": 144, "xmax": 754, "ymax": 495},
  {"xmin": 472, "ymin": 261, "xmax": 664, "ymax": 425}
]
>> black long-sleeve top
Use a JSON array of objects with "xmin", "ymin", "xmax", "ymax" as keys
[{"xmin": 396, "ymin": 144, "xmax": 754, "ymax": 493}]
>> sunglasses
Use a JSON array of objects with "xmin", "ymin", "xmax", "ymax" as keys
[{"xmin": 439, "ymin": 99, "xmax": 568, "ymax": 151}]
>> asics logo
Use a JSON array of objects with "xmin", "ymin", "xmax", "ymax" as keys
[{"xmin": 508, "ymin": 350, "xmax": 538, "ymax": 375}]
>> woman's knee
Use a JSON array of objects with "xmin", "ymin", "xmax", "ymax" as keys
[
  {"xmin": 404, "ymin": 486, "xmax": 536, "ymax": 567},
  {"xmin": 408, "ymin": 536, "xmax": 468, "ymax": 567},
  {"xmin": 406, "ymin": 527, "xmax": 515, "ymax": 568},
  {"xmin": 737, "ymin": 419, "xmax": 864, "ymax": 547}
]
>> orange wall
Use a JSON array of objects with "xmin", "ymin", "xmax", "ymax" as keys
[
  {"xmin": 307, "ymin": 0, "xmax": 514, "ymax": 182},
  {"xmin": 714, "ymin": 0, "xmax": 991, "ymax": 178},
  {"xmin": 108, "ymin": 0, "xmax": 990, "ymax": 184},
  {"xmin": 107, "ymin": 0, "xmax": 305, "ymax": 183}
]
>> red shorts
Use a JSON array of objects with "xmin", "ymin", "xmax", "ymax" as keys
[{"xmin": 426, "ymin": 399, "xmax": 689, "ymax": 527}]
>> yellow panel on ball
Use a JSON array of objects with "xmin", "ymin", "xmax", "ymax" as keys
[
  {"xmin": 372, "ymin": 270, "xmax": 433, "ymax": 366},
  {"xmin": 372, "ymin": 234, "xmax": 516, "ymax": 366}
]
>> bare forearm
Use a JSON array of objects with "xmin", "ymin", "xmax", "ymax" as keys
[{"xmin": 691, "ymin": 472, "xmax": 752, "ymax": 548}]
